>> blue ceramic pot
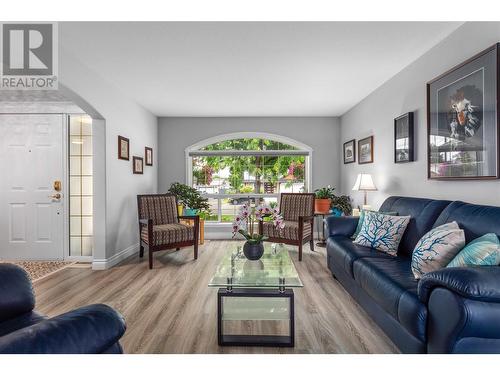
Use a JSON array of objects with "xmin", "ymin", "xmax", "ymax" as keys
[{"xmin": 184, "ymin": 208, "xmax": 198, "ymax": 216}]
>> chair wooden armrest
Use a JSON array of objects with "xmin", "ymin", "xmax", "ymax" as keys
[
  {"xmin": 139, "ymin": 218, "xmax": 152, "ymax": 226},
  {"xmin": 299, "ymin": 215, "xmax": 314, "ymax": 223}
]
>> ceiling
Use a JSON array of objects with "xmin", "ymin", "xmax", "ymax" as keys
[{"xmin": 59, "ymin": 22, "xmax": 462, "ymax": 117}]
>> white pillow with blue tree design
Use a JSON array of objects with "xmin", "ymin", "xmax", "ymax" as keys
[
  {"xmin": 411, "ymin": 221, "xmax": 465, "ymax": 279},
  {"xmin": 353, "ymin": 211, "xmax": 410, "ymax": 256}
]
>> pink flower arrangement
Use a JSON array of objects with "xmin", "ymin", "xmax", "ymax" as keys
[{"xmin": 232, "ymin": 202, "xmax": 284, "ymax": 244}]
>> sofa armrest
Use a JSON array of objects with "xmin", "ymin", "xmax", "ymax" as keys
[
  {"xmin": 0, "ymin": 264, "xmax": 35, "ymax": 322},
  {"xmin": 0, "ymin": 304, "xmax": 126, "ymax": 354},
  {"xmin": 325, "ymin": 216, "xmax": 359, "ymax": 238},
  {"xmin": 419, "ymin": 268, "xmax": 500, "ymax": 353},
  {"xmin": 418, "ymin": 266, "xmax": 500, "ymax": 304}
]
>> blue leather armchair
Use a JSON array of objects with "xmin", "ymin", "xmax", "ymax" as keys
[
  {"xmin": 0, "ymin": 263, "xmax": 126, "ymax": 354},
  {"xmin": 326, "ymin": 196, "xmax": 500, "ymax": 353}
]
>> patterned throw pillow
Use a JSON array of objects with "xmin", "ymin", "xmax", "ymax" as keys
[
  {"xmin": 447, "ymin": 233, "xmax": 500, "ymax": 268},
  {"xmin": 353, "ymin": 211, "xmax": 410, "ymax": 256},
  {"xmin": 351, "ymin": 210, "xmax": 398, "ymax": 239},
  {"xmin": 411, "ymin": 222, "xmax": 465, "ymax": 279}
]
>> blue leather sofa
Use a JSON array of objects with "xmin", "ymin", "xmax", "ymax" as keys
[
  {"xmin": 0, "ymin": 263, "xmax": 126, "ymax": 354},
  {"xmin": 326, "ymin": 196, "xmax": 500, "ymax": 354}
]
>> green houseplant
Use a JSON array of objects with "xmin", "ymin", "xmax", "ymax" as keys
[
  {"xmin": 331, "ymin": 195, "xmax": 352, "ymax": 216},
  {"xmin": 168, "ymin": 182, "xmax": 210, "ymax": 216},
  {"xmin": 314, "ymin": 185, "xmax": 335, "ymax": 213}
]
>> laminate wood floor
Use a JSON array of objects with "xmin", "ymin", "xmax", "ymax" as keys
[{"xmin": 33, "ymin": 241, "xmax": 399, "ymax": 354}]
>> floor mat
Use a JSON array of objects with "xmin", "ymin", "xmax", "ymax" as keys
[{"xmin": 0, "ymin": 260, "xmax": 77, "ymax": 282}]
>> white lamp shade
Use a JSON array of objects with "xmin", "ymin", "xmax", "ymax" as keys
[{"xmin": 352, "ymin": 173, "xmax": 377, "ymax": 191}]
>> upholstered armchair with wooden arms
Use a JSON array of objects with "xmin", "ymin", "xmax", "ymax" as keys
[
  {"xmin": 137, "ymin": 194, "xmax": 199, "ymax": 269},
  {"xmin": 259, "ymin": 193, "xmax": 315, "ymax": 261}
]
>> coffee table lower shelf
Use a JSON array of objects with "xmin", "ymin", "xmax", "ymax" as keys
[{"xmin": 217, "ymin": 288, "xmax": 295, "ymax": 347}]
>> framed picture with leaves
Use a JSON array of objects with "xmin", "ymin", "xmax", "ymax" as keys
[
  {"xmin": 133, "ymin": 156, "xmax": 144, "ymax": 174},
  {"xmin": 118, "ymin": 136, "xmax": 130, "ymax": 160}
]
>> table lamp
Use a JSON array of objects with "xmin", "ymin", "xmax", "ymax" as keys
[{"xmin": 352, "ymin": 173, "xmax": 377, "ymax": 208}]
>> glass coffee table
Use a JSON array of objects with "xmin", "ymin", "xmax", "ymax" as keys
[{"xmin": 208, "ymin": 242, "xmax": 303, "ymax": 347}]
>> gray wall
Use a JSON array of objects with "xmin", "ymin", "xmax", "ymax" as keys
[
  {"xmin": 158, "ymin": 117, "xmax": 340, "ymax": 192},
  {"xmin": 59, "ymin": 41, "xmax": 158, "ymax": 264},
  {"xmin": 340, "ymin": 22, "xmax": 500, "ymax": 210}
]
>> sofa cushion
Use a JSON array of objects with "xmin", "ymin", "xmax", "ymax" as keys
[
  {"xmin": 433, "ymin": 201, "xmax": 500, "ymax": 242},
  {"xmin": 411, "ymin": 222, "xmax": 465, "ymax": 279},
  {"xmin": 141, "ymin": 223, "xmax": 194, "ymax": 246},
  {"xmin": 379, "ymin": 196, "xmax": 451, "ymax": 257},
  {"xmin": 447, "ymin": 233, "xmax": 500, "ymax": 268},
  {"xmin": 262, "ymin": 220, "xmax": 312, "ymax": 241},
  {"xmin": 326, "ymin": 236, "xmax": 393, "ymax": 277},
  {"xmin": 353, "ymin": 257, "xmax": 427, "ymax": 341},
  {"xmin": 353, "ymin": 211, "xmax": 410, "ymax": 256}
]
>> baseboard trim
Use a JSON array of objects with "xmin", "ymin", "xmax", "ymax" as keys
[{"xmin": 92, "ymin": 243, "xmax": 139, "ymax": 270}]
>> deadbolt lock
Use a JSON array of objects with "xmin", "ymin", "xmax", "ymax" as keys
[{"xmin": 54, "ymin": 180, "xmax": 62, "ymax": 191}]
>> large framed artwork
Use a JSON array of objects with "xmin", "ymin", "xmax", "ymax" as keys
[
  {"xmin": 394, "ymin": 112, "xmax": 414, "ymax": 163},
  {"xmin": 358, "ymin": 136, "xmax": 373, "ymax": 164},
  {"xmin": 343, "ymin": 139, "xmax": 356, "ymax": 164},
  {"xmin": 427, "ymin": 43, "xmax": 500, "ymax": 180}
]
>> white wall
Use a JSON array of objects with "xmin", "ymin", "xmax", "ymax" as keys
[
  {"xmin": 158, "ymin": 117, "xmax": 341, "ymax": 192},
  {"xmin": 340, "ymin": 22, "xmax": 500, "ymax": 210},
  {"xmin": 59, "ymin": 44, "xmax": 158, "ymax": 265}
]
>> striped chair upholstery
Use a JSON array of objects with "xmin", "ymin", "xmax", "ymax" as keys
[
  {"xmin": 138, "ymin": 195, "xmax": 178, "ymax": 225},
  {"xmin": 260, "ymin": 193, "xmax": 315, "ymax": 261},
  {"xmin": 262, "ymin": 220, "xmax": 312, "ymax": 241},
  {"xmin": 141, "ymin": 223, "xmax": 194, "ymax": 246},
  {"xmin": 280, "ymin": 193, "xmax": 315, "ymax": 221},
  {"xmin": 137, "ymin": 193, "xmax": 199, "ymax": 269}
]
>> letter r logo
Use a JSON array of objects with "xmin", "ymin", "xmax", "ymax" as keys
[{"xmin": 2, "ymin": 23, "xmax": 53, "ymax": 76}]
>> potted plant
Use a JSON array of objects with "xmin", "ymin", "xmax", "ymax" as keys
[
  {"xmin": 232, "ymin": 203, "xmax": 284, "ymax": 260},
  {"xmin": 314, "ymin": 185, "xmax": 335, "ymax": 213},
  {"xmin": 168, "ymin": 182, "xmax": 191, "ymax": 216},
  {"xmin": 331, "ymin": 195, "xmax": 352, "ymax": 216}
]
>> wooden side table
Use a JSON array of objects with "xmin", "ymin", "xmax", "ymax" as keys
[
  {"xmin": 314, "ymin": 211, "xmax": 329, "ymax": 248},
  {"xmin": 180, "ymin": 217, "xmax": 205, "ymax": 245}
]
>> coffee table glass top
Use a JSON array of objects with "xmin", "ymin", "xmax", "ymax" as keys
[{"xmin": 208, "ymin": 242, "xmax": 303, "ymax": 288}]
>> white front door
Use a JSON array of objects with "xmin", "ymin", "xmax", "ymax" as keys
[{"xmin": 0, "ymin": 114, "xmax": 65, "ymax": 260}]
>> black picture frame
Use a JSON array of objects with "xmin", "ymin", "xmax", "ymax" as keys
[
  {"xmin": 145, "ymin": 147, "xmax": 153, "ymax": 166},
  {"xmin": 394, "ymin": 112, "xmax": 414, "ymax": 163},
  {"xmin": 358, "ymin": 136, "xmax": 374, "ymax": 164},
  {"xmin": 427, "ymin": 43, "xmax": 500, "ymax": 180},
  {"xmin": 343, "ymin": 139, "xmax": 356, "ymax": 164}
]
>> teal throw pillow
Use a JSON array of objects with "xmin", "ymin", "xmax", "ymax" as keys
[{"xmin": 447, "ymin": 233, "xmax": 500, "ymax": 268}]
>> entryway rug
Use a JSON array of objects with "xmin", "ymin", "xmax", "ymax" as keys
[{"xmin": 0, "ymin": 260, "xmax": 76, "ymax": 282}]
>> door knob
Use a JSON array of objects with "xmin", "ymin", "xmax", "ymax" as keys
[{"xmin": 49, "ymin": 193, "xmax": 62, "ymax": 200}]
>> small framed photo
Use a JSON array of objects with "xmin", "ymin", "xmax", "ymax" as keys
[
  {"xmin": 133, "ymin": 156, "xmax": 144, "ymax": 174},
  {"xmin": 358, "ymin": 136, "xmax": 374, "ymax": 164},
  {"xmin": 118, "ymin": 136, "xmax": 130, "ymax": 160},
  {"xmin": 145, "ymin": 147, "xmax": 153, "ymax": 166},
  {"xmin": 343, "ymin": 139, "xmax": 356, "ymax": 164},
  {"xmin": 394, "ymin": 112, "xmax": 414, "ymax": 163}
]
